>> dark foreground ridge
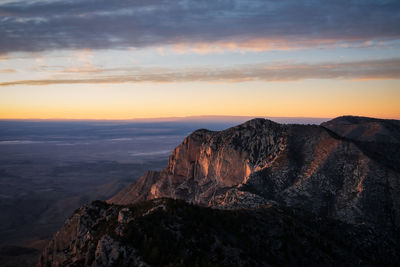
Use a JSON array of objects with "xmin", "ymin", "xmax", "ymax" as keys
[
  {"xmin": 38, "ymin": 116, "xmax": 400, "ymax": 266},
  {"xmin": 38, "ymin": 199, "xmax": 399, "ymax": 266}
]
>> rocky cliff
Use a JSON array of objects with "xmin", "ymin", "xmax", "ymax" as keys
[
  {"xmin": 110, "ymin": 117, "xmax": 400, "ymax": 232},
  {"xmin": 39, "ymin": 116, "xmax": 400, "ymax": 266}
]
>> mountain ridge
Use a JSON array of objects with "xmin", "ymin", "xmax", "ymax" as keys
[
  {"xmin": 38, "ymin": 116, "xmax": 400, "ymax": 266},
  {"xmin": 38, "ymin": 198, "xmax": 400, "ymax": 266},
  {"xmin": 109, "ymin": 116, "xmax": 400, "ymax": 232}
]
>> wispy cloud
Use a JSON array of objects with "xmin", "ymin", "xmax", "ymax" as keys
[
  {"xmin": 1, "ymin": 58, "xmax": 399, "ymax": 86},
  {"xmin": 0, "ymin": 0, "xmax": 399, "ymax": 54},
  {"xmin": 0, "ymin": 69, "xmax": 16, "ymax": 73}
]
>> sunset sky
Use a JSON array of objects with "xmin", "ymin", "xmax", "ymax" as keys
[{"xmin": 1, "ymin": 0, "xmax": 399, "ymax": 119}]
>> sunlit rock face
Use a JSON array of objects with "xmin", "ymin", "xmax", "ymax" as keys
[
  {"xmin": 109, "ymin": 117, "xmax": 400, "ymax": 232},
  {"xmin": 109, "ymin": 119, "xmax": 286, "ymax": 205},
  {"xmin": 108, "ymin": 170, "xmax": 161, "ymax": 205}
]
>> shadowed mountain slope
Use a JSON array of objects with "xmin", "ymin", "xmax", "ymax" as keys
[
  {"xmin": 38, "ymin": 199, "xmax": 399, "ymax": 267},
  {"xmin": 321, "ymin": 116, "xmax": 400, "ymax": 143}
]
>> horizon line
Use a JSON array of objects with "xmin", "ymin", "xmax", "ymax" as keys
[
  {"xmin": 1, "ymin": 114, "xmax": 398, "ymax": 122},
  {"xmin": 0, "ymin": 115, "xmax": 333, "ymax": 122}
]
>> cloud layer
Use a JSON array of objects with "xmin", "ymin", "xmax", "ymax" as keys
[
  {"xmin": 1, "ymin": 58, "xmax": 399, "ymax": 86},
  {"xmin": 1, "ymin": 0, "xmax": 400, "ymax": 54}
]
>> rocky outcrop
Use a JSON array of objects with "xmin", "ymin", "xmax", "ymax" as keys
[
  {"xmin": 39, "ymin": 116, "xmax": 400, "ymax": 266},
  {"xmin": 37, "ymin": 199, "xmax": 400, "ymax": 267},
  {"xmin": 37, "ymin": 200, "xmax": 150, "ymax": 267},
  {"xmin": 108, "ymin": 171, "xmax": 160, "ymax": 205},
  {"xmin": 109, "ymin": 117, "xmax": 400, "ymax": 233}
]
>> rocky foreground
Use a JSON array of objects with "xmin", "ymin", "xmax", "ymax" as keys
[
  {"xmin": 38, "ymin": 199, "xmax": 399, "ymax": 266},
  {"xmin": 38, "ymin": 116, "xmax": 400, "ymax": 266}
]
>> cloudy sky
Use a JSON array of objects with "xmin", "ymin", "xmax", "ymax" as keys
[{"xmin": 1, "ymin": 0, "xmax": 399, "ymax": 119}]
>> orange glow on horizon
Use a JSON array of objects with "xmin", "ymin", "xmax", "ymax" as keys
[
  {"xmin": 1, "ymin": 103, "xmax": 399, "ymax": 121},
  {"xmin": 1, "ymin": 80, "xmax": 399, "ymax": 121}
]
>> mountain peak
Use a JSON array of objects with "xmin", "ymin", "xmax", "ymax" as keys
[
  {"xmin": 325, "ymin": 115, "xmax": 386, "ymax": 124},
  {"xmin": 109, "ymin": 116, "xmax": 400, "ymax": 233},
  {"xmin": 240, "ymin": 117, "xmax": 277, "ymax": 126},
  {"xmin": 322, "ymin": 115, "xmax": 400, "ymax": 143},
  {"xmin": 39, "ymin": 116, "xmax": 400, "ymax": 266}
]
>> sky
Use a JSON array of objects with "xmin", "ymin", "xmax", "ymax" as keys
[{"xmin": 0, "ymin": 0, "xmax": 399, "ymax": 120}]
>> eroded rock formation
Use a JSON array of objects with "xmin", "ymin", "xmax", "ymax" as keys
[{"xmin": 109, "ymin": 117, "xmax": 400, "ymax": 232}]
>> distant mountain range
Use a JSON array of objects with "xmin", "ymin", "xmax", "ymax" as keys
[
  {"xmin": 38, "ymin": 116, "xmax": 400, "ymax": 266},
  {"xmin": 1, "ymin": 115, "xmax": 330, "ymax": 125}
]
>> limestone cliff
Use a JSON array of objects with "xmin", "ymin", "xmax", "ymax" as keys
[{"xmin": 109, "ymin": 117, "xmax": 400, "ymax": 232}]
